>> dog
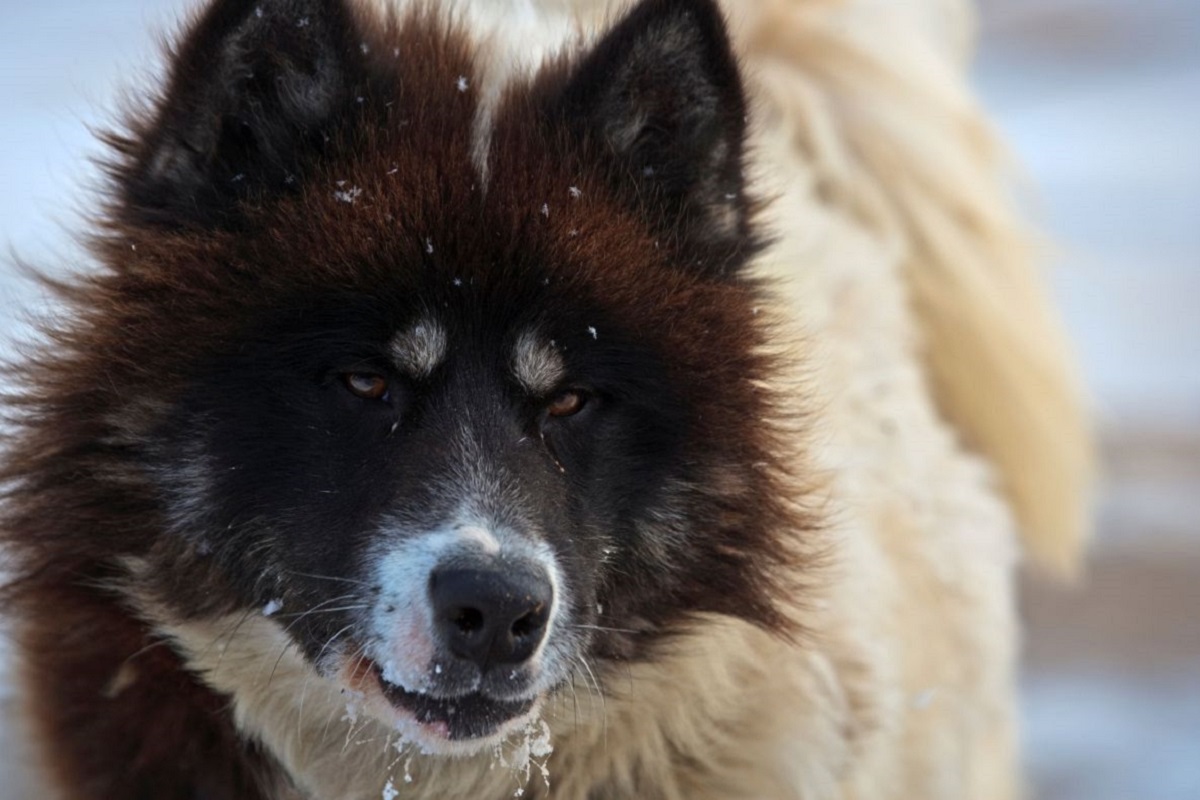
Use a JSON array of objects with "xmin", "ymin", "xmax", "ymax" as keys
[{"xmin": 0, "ymin": 0, "xmax": 1092, "ymax": 797}]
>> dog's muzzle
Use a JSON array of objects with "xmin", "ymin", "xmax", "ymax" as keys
[{"xmin": 350, "ymin": 536, "xmax": 562, "ymax": 747}]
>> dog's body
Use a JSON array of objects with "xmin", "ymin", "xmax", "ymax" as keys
[{"xmin": 1, "ymin": 1, "xmax": 1090, "ymax": 798}]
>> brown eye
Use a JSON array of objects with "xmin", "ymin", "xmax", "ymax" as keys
[
  {"xmin": 342, "ymin": 372, "xmax": 389, "ymax": 400},
  {"xmin": 546, "ymin": 389, "xmax": 586, "ymax": 418}
]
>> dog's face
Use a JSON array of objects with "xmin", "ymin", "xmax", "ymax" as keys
[
  {"xmin": 156, "ymin": 268, "xmax": 698, "ymax": 748},
  {"xmin": 90, "ymin": 0, "xmax": 805, "ymax": 754}
]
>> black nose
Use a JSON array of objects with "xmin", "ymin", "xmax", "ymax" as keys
[{"xmin": 430, "ymin": 564, "xmax": 553, "ymax": 669}]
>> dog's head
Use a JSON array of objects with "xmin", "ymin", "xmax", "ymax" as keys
[{"xmin": 67, "ymin": 0, "xmax": 810, "ymax": 753}]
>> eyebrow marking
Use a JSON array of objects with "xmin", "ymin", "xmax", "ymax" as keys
[
  {"xmin": 511, "ymin": 330, "xmax": 566, "ymax": 395},
  {"xmin": 389, "ymin": 318, "xmax": 448, "ymax": 378}
]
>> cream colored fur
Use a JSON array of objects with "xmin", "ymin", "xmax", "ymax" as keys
[
  {"xmin": 122, "ymin": 0, "xmax": 1090, "ymax": 797},
  {"xmin": 530, "ymin": 0, "xmax": 1093, "ymax": 580},
  {"xmin": 730, "ymin": 0, "xmax": 1094, "ymax": 575}
]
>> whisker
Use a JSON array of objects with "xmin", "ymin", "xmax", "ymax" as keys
[
  {"xmin": 320, "ymin": 640, "xmax": 370, "ymax": 745},
  {"xmin": 275, "ymin": 594, "xmax": 360, "ymax": 636},
  {"xmin": 316, "ymin": 624, "xmax": 355, "ymax": 664},
  {"xmin": 568, "ymin": 669, "xmax": 581, "ymax": 729},
  {"xmin": 285, "ymin": 570, "xmax": 374, "ymax": 587},
  {"xmin": 577, "ymin": 656, "xmax": 608, "ymax": 751},
  {"xmin": 272, "ymin": 604, "xmax": 369, "ymax": 618},
  {"xmin": 260, "ymin": 593, "xmax": 361, "ymax": 687},
  {"xmin": 341, "ymin": 650, "xmax": 376, "ymax": 750},
  {"xmin": 295, "ymin": 652, "xmax": 320, "ymax": 745},
  {"xmin": 569, "ymin": 624, "xmax": 640, "ymax": 635},
  {"xmin": 195, "ymin": 608, "xmax": 257, "ymax": 671},
  {"xmin": 120, "ymin": 635, "xmax": 174, "ymax": 666}
]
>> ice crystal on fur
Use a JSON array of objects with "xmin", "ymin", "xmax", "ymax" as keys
[
  {"xmin": 404, "ymin": 758, "xmax": 413, "ymax": 784},
  {"xmin": 505, "ymin": 718, "xmax": 554, "ymax": 794},
  {"xmin": 334, "ymin": 185, "xmax": 363, "ymax": 204},
  {"xmin": 342, "ymin": 690, "xmax": 365, "ymax": 727}
]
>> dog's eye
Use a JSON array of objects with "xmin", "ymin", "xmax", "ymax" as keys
[
  {"xmin": 342, "ymin": 372, "xmax": 390, "ymax": 401},
  {"xmin": 546, "ymin": 389, "xmax": 587, "ymax": 418}
]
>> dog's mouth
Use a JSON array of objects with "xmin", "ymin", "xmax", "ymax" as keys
[{"xmin": 366, "ymin": 661, "xmax": 538, "ymax": 742}]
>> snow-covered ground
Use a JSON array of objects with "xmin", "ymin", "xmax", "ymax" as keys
[{"xmin": 1, "ymin": 1, "xmax": 1197, "ymax": 798}]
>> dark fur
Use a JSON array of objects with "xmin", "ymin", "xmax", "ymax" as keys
[{"xmin": 1, "ymin": 1, "xmax": 817, "ymax": 797}]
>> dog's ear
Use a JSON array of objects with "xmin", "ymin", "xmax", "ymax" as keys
[
  {"xmin": 113, "ymin": 0, "xmax": 368, "ymax": 228},
  {"xmin": 550, "ymin": 0, "xmax": 754, "ymax": 267}
]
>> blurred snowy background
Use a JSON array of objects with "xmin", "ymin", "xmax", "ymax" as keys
[
  {"xmin": 1, "ymin": 0, "xmax": 1197, "ymax": 798},
  {"xmin": 973, "ymin": 1, "xmax": 1200, "ymax": 797}
]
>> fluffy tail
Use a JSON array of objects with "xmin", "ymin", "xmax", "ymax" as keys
[{"xmin": 731, "ymin": 0, "xmax": 1093, "ymax": 574}]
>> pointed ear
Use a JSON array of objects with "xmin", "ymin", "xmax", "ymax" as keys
[
  {"xmin": 550, "ymin": 0, "xmax": 755, "ymax": 267},
  {"xmin": 114, "ymin": 0, "xmax": 369, "ymax": 228}
]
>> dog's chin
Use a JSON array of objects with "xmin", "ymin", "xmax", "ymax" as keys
[{"xmin": 339, "ymin": 657, "xmax": 543, "ymax": 756}]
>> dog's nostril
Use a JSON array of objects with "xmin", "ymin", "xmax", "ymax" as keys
[{"xmin": 511, "ymin": 604, "xmax": 547, "ymax": 639}]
